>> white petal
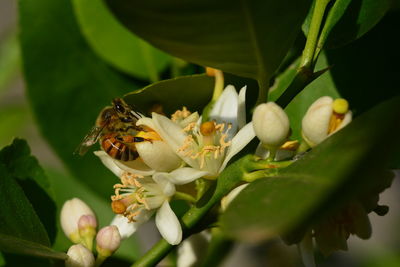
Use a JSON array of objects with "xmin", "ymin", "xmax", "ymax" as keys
[
  {"xmin": 152, "ymin": 174, "xmax": 176, "ymax": 197},
  {"xmin": 94, "ymin": 151, "xmax": 124, "ymax": 177},
  {"xmin": 152, "ymin": 113, "xmax": 200, "ymax": 169},
  {"xmin": 179, "ymin": 112, "xmax": 200, "ymax": 128},
  {"xmin": 136, "ymin": 140, "xmax": 182, "ymax": 172},
  {"xmin": 221, "ymin": 183, "xmax": 249, "ymax": 211},
  {"xmin": 156, "ymin": 201, "xmax": 182, "ymax": 245},
  {"xmin": 156, "ymin": 168, "xmax": 209, "ymax": 185},
  {"xmin": 177, "ymin": 231, "xmax": 211, "ymax": 267},
  {"xmin": 302, "ymin": 96, "xmax": 333, "ymax": 146},
  {"xmin": 111, "ymin": 212, "xmax": 153, "ymax": 239},
  {"xmin": 114, "ymin": 160, "xmax": 155, "ymax": 176},
  {"xmin": 209, "ymin": 85, "xmax": 239, "ymax": 135},
  {"xmin": 219, "ymin": 122, "xmax": 255, "ymax": 173},
  {"xmin": 237, "ymin": 86, "xmax": 247, "ymax": 129},
  {"xmin": 136, "ymin": 117, "xmax": 157, "ymax": 131}
]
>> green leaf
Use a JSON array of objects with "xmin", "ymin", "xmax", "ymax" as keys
[
  {"xmin": 0, "ymin": 139, "xmax": 57, "ymax": 244},
  {"xmin": 105, "ymin": 0, "xmax": 312, "ymax": 87},
  {"xmin": 221, "ymin": 96, "xmax": 400, "ymax": 242},
  {"xmin": 72, "ymin": 0, "xmax": 171, "ymax": 81},
  {"xmin": 0, "ymin": 106, "xmax": 28, "ymax": 148},
  {"xmin": 19, "ymin": 0, "xmax": 141, "ymax": 198},
  {"xmin": 123, "ymin": 74, "xmax": 214, "ymax": 115},
  {"xmin": 0, "ymin": 234, "xmax": 66, "ymax": 261},
  {"xmin": 304, "ymin": 0, "xmax": 391, "ymax": 49}
]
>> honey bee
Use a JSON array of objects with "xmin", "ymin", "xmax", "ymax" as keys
[{"xmin": 76, "ymin": 98, "xmax": 148, "ymax": 161}]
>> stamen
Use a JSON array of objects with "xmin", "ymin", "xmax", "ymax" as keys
[
  {"xmin": 171, "ymin": 106, "xmax": 191, "ymax": 122},
  {"xmin": 280, "ymin": 140, "xmax": 299, "ymax": 151}
]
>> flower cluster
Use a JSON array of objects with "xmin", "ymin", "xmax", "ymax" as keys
[{"xmin": 94, "ymin": 83, "xmax": 255, "ymax": 246}]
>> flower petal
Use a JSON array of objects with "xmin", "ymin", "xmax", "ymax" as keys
[
  {"xmin": 136, "ymin": 140, "xmax": 182, "ymax": 172},
  {"xmin": 152, "ymin": 113, "xmax": 200, "ymax": 169},
  {"xmin": 152, "ymin": 174, "xmax": 176, "ymax": 197},
  {"xmin": 237, "ymin": 86, "xmax": 247, "ymax": 129},
  {"xmin": 221, "ymin": 183, "xmax": 249, "ymax": 211},
  {"xmin": 114, "ymin": 160, "xmax": 155, "ymax": 176},
  {"xmin": 219, "ymin": 122, "xmax": 255, "ymax": 173},
  {"xmin": 155, "ymin": 201, "xmax": 182, "ymax": 245},
  {"xmin": 94, "ymin": 151, "xmax": 124, "ymax": 177},
  {"xmin": 209, "ymin": 85, "xmax": 239, "ymax": 136},
  {"xmin": 111, "ymin": 211, "xmax": 154, "ymax": 239},
  {"xmin": 155, "ymin": 168, "xmax": 209, "ymax": 185},
  {"xmin": 136, "ymin": 117, "xmax": 157, "ymax": 131}
]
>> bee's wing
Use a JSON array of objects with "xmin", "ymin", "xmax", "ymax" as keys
[{"xmin": 74, "ymin": 125, "xmax": 104, "ymax": 156}]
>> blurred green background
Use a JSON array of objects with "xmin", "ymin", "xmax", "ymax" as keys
[{"xmin": 0, "ymin": 0, "xmax": 399, "ymax": 266}]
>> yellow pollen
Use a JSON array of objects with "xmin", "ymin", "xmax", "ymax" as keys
[
  {"xmin": 171, "ymin": 107, "xmax": 191, "ymax": 122},
  {"xmin": 136, "ymin": 131, "xmax": 162, "ymax": 141},
  {"xmin": 182, "ymin": 122, "xmax": 197, "ymax": 132},
  {"xmin": 332, "ymin": 98, "xmax": 349, "ymax": 114},
  {"xmin": 200, "ymin": 121, "xmax": 216, "ymax": 136}
]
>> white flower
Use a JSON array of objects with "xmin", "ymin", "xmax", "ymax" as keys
[
  {"xmin": 60, "ymin": 198, "xmax": 95, "ymax": 244},
  {"xmin": 66, "ymin": 244, "xmax": 95, "ymax": 267},
  {"xmin": 302, "ymin": 96, "xmax": 352, "ymax": 147},
  {"xmin": 109, "ymin": 171, "xmax": 182, "ymax": 245},
  {"xmin": 252, "ymin": 102, "xmax": 290, "ymax": 149},
  {"xmin": 221, "ymin": 183, "xmax": 249, "ymax": 211},
  {"xmin": 177, "ymin": 231, "xmax": 211, "ymax": 267},
  {"xmin": 77, "ymin": 215, "xmax": 97, "ymax": 250},
  {"xmin": 137, "ymin": 85, "xmax": 255, "ymax": 179}
]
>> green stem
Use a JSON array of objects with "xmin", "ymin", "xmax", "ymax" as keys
[
  {"xmin": 256, "ymin": 75, "xmax": 269, "ymax": 105},
  {"xmin": 173, "ymin": 191, "xmax": 197, "ymax": 203},
  {"xmin": 300, "ymin": 0, "xmax": 331, "ymax": 69},
  {"xmin": 132, "ymin": 156, "xmax": 253, "ymax": 267},
  {"xmin": 211, "ymin": 69, "xmax": 224, "ymax": 101}
]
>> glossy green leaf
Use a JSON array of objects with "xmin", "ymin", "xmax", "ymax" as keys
[
  {"xmin": 0, "ymin": 139, "xmax": 57, "ymax": 244},
  {"xmin": 124, "ymin": 74, "xmax": 214, "ymax": 115},
  {"xmin": 221, "ymin": 96, "xmax": 400, "ymax": 242},
  {"xmin": 304, "ymin": 0, "xmax": 391, "ymax": 49},
  {"xmin": 72, "ymin": 0, "xmax": 171, "ymax": 81},
  {"xmin": 0, "ymin": 141, "xmax": 55, "ymax": 255},
  {"xmin": 0, "ymin": 234, "xmax": 66, "ymax": 261},
  {"xmin": 19, "ymin": 0, "xmax": 141, "ymax": 197},
  {"xmin": 105, "ymin": 0, "xmax": 312, "ymax": 86}
]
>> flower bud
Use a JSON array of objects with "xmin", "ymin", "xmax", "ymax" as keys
[
  {"xmin": 302, "ymin": 96, "xmax": 352, "ymax": 147},
  {"xmin": 66, "ymin": 244, "xmax": 95, "ymax": 267},
  {"xmin": 61, "ymin": 198, "xmax": 95, "ymax": 243},
  {"xmin": 252, "ymin": 102, "xmax": 290, "ymax": 149},
  {"xmin": 78, "ymin": 215, "xmax": 97, "ymax": 250},
  {"xmin": 96, "ymin": 226, "xmax": 121, "ymax": 258}
]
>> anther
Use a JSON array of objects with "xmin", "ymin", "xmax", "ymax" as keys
[
  {"xmin": 111, "ymin": 200, "xmax": 126, "ymax": 214},
  {"xmin": 200, "ymin": 121, "xmax": 216, "ymax": 136}
]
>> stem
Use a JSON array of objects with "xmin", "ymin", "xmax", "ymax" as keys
[
  {"xmin": 300, "ymin": 0, "xmax": 331, "ymax": 69},
  {"xmin": 132, "ymin": 239, "xmax": 172, "ymax": 267},
  {"xmin": 211, "ymin": 69, "xmax": 224, "ymax": 101},
  {"xmin": 256, "ymin": 75, "xmax": 268, "ymax": 105},
  {"xmin": 173, "ymin": 191, "xmax": 197, "ymax": 203}
]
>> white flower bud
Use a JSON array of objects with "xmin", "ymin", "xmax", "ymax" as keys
[
  {"xmin": 66, "ymin": 244, "xmax": 95, "ymax": 267},
  {"xmin": 252, "ymin": 102, "xmax": 290, "ymax": 149},
  {"xmin": 135, "ymin": 140, "xmax": 182, "ymax": 172},
  {"xmin": 78, "ymin": 215, "xmax": 97, "ymax": 250},
  {"xmin": 302, "ymin": 96, "xmax": 352, "ymax": 147},
  {"xmin": 96, "ymin": 226, "xmax": 121, "ymax": 258},
  {"xmin": 61, "ymin": 198, "xmax": 95, "ymax": 243}
]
